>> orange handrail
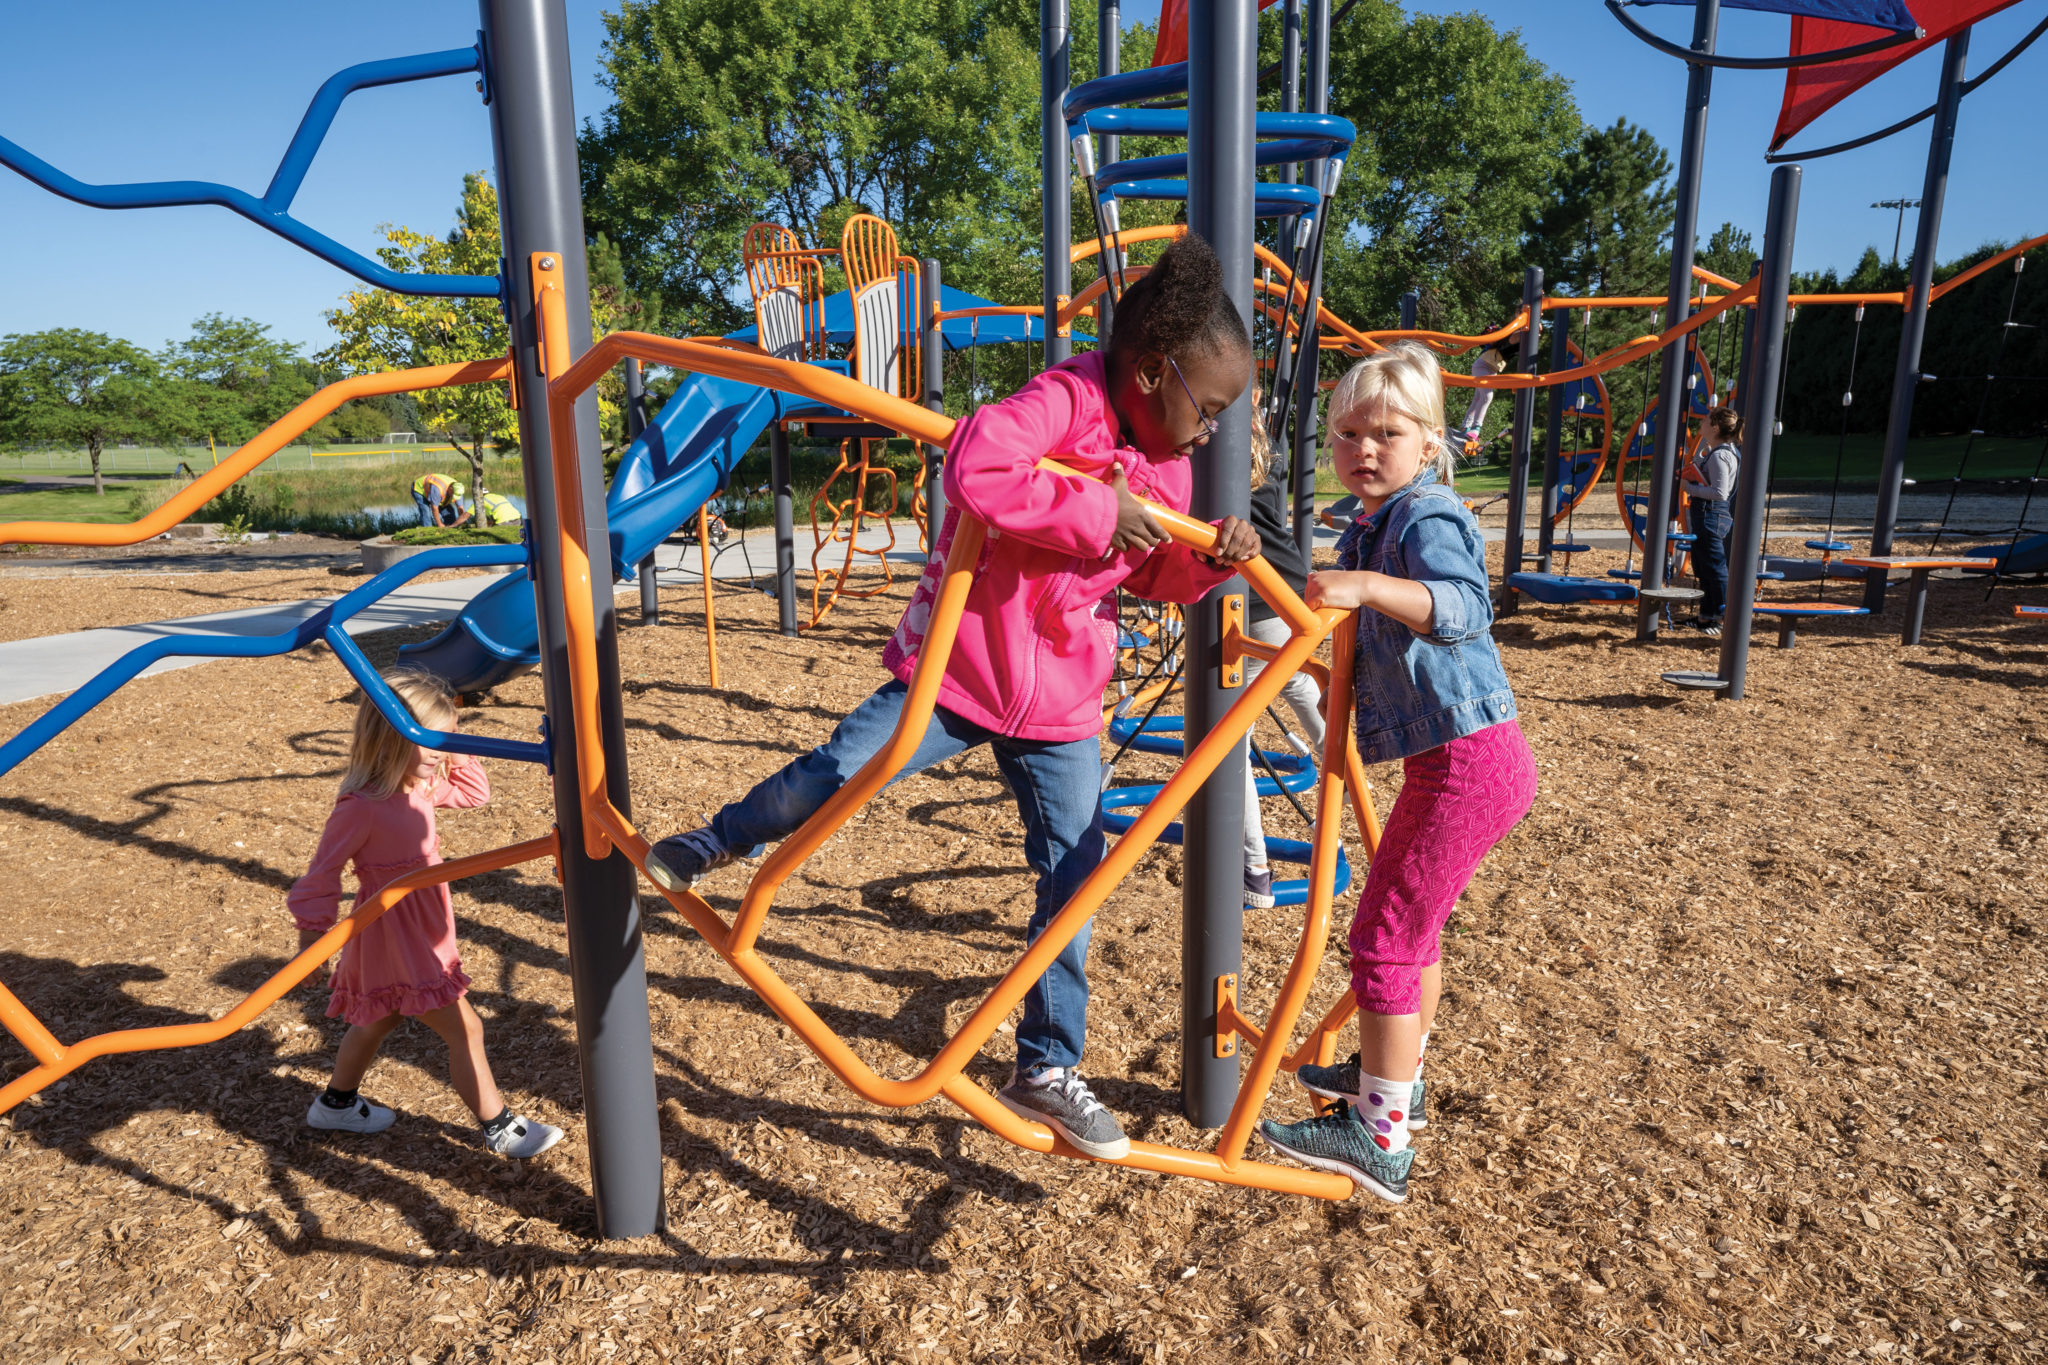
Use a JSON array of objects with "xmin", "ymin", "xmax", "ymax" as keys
[
  {"xmin": 0, "ymin": 834, "xmax": 558, "ymax": 1114},
  {"xmin": 0, "ymin": 356, "xmax": 511, "ymax": 548},
  {"xmin": 534, "ymin": 267, "xmax": 1376, "ymax": 1199},
  {"xmin": 1929, "ymin": 231, "xmax": 2047, "ymax": 303}
]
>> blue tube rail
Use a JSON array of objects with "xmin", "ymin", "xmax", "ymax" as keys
[
  {"xmin": 0, "ymin": 545, "xmax": 546, "ymax": 782},
  {"xmin": 1095, "ymin": 142, "xmax": 1344, "ymax": 194},
  {"xmin": 0, "ymin": 47, "xmax": 499, "ymax": 299},
  {"xmin": 1063, "ymin": 61, "xmax": 1192, "ymax": 124},
  {"xmin": 1102, "ymin": 714, "xmax": 1347, "ymax": 909},
  {"xmin": 1105, "ymin": 180, "xmax": 1322, "ymax": 217},
  {"xmin": 1075, "ymin": 108, "xmax": 1356, "ymax": 150}
]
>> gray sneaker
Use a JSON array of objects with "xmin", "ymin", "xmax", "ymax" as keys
[
  {"xmin": 997, "ymin": 1067, "xmax": 1130, "ymax": 1160},
  {"xmin": 645, "ymin": 826, "xmax": 754, "ymax": 892},
  {"xmin": 1259, "ymin": 1102, "xmax": 1414, "ymax": 1203},
  {"xmin": 305, "ymin": 1095, "xmax": 395, "ymax": 1134},
  {"xmin": 1243, "ymin": 867, "xmax": 1277, "ymax": 910},
  {"xmin": 1294, "ymin": 1054, "xmax": 1425, "ymax": 1130},
  {"xmin": 484, "ymin": 1113, "xmax": 565, "ymax": 1159}
]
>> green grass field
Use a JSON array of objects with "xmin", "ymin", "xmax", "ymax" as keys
[
  {"xmin": 1314, "ymin": 430, "xmax": 2047, "ymax": 500},
  {"xmin": 0, "ymin": 479, "xmax": 152, "ymax": 526}
]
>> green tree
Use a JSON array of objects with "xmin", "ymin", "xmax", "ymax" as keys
[
  {"xmin": 1319, "ymin": 3, "xmax": 1583, "ymax": 341},
  {"xmin": 152, "ymin": 313, "xmax": 317, "ymax": 451},
  {"xmin": 0, "ymin": 329, "xmax": 158, "ymax": 495},
  {"xmin": 578, "ymin": 0, "xmax": 1044, "ymax": 335},
  {"xmin": 1524, "ymin": 119, "xmax": 1674, "ymax": 304},
  {"xmin": 322, "ymin": 172, "xmax": 518, "ymax": 498},
  {"xmin": 1697, "ymin": 221, "xmax": 1757, "ymax": 288}
]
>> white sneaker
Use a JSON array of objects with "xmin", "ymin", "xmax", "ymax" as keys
[
  {"xmin": 306, "ymin": 1095, "xmax": 396, "ymax": 1134},
  {"xmin": 484, "ymin": 1113, "xmax": 566, "ymax": 1159}
]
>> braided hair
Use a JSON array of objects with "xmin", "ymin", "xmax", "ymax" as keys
[{"xmin": 1108, "ymin": 233, "xmax": 1250, "ymax": 364}]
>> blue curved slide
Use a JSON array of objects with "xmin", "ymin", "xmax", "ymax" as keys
[
  {"xmin": 401, "ymin": 285, "xmax": 1050, "ymax": 692},
  {"xmin": 399, "ymin": 375, "xmax": 833, "ymax": 691}
]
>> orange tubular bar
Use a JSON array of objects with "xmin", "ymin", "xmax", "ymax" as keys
[
  {"xmin": 1929, "ymin": 231, "xmax": 2048, "ymax": 303},
  {"xmin": 0, "ymin": 834, "xmax": 558, "ymax": 1115},
  {"xmin": 0, "ymin": 356, "xmax": 511, "ymax": 548},
  {"xmin": 534, "ymin": 281, "xmax": 1372, "ymax": 1198}
]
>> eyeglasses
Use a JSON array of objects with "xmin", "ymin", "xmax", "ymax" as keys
[{"xmin": 1168, "ymin": 358, "xmax": 1220, "ymax": 443}]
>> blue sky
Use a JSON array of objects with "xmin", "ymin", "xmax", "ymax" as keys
[{"xmin": 1, "ymin": 2, "xmax": 2041, "ymax": 354}]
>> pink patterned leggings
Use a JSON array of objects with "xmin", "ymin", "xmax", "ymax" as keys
[{"xmin": 1349, "ymin": 719, "xmax": 1538, "ymax": 1015}]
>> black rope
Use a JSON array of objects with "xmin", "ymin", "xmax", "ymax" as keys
[
  {"xmin": 1250, "ymin": 714, "xmax": 1316, "ymax": 829},
  {"xmin": 1929, "ymin": 258, "xmax": 2029, "ymax": 553},
  {"xmin": 1621, "ymin": 313, "xmax": 1659, "ymax": 580}
]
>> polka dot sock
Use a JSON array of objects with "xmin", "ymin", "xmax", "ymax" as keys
[{"xmin": 1355, "ymin": 1071, "xmax": 1414, "ymax": 1154}]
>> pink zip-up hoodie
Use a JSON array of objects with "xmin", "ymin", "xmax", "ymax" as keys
[{"xmin": 881, "ymin": 351, "xmax": 1234, "ymax": 742}]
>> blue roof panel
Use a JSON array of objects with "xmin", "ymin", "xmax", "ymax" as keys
[{"xmin": 1630, "ymin": 0, "xmax": 1918, "ymax": 31}]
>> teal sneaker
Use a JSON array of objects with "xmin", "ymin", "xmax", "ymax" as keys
[
  {"xmin": 1258, "ymin": 1102, "xmax": 1414, "ymax": 1203},
  {"xmin": 1295, "ymin": 1054, "xmax": 1426, "ymax": 1131}
]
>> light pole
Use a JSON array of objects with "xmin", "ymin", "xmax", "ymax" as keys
[{"xmin": 1872, "ymin": 197, "xmax": 1921, "ymax": 267}]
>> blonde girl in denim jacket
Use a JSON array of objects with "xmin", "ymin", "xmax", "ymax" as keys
[{"xmin": 1260, "ymin": 341, "xmax": 1538, "ymax": 1203}]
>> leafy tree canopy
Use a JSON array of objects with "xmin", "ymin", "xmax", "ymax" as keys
[{"xmin": 0, "ymin": 329, "xmax": 158, "ymax": 494}]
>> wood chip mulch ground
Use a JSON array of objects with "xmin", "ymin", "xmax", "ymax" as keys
[{"xmin": 1, "ymin": 551, "xmax": 2045, "ymax": 1364}]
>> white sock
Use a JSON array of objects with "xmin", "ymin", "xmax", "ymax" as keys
[
  {"xmin": 1414, "ymin": 1031, "xmax": 1429, "ymax": 1085},
  {"xmin": 1355, "ymin": 1071, "xmax": 1414, "ymax": 1154}
]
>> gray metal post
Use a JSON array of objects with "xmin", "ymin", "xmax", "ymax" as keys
[
  {"xmin": 1637, "ymin": 0, "xmax": 1719, "ymax": 640},
  {"xmin": 626, "ymin": 358, "xmax": 658, "ymax": 624},
  {"xmin": 1290, "ymin": 0, "xmax": 1331, "ymax": 560},
  {"xmin": 1536, "ymin": 308, "xmax": 1569, "ymax": 572},
  {"xmin": 1042, "ymin": 0, "xmax": 1073, "ymax": 367},
  {"xmin": 1399, "ymin": 290, "xmax": 1418, "ymax": 330},
  {"xmin": 1098, "ymin": 0, "xmax": 1122, "ymax": 333},
  {"xmin": 1864, "ymin": 30, "xmax": 1970, "ymax": 613},
  {"xmin": 1717, "ymin": 166, "xmax": 1801, "ymax": 700},
  {"xmin": 478, "ymin": 0, "xmax": 663, "ymax": 1239},
  {"xmin": 1498, "ymin": 267, "xmax": 1542, "ymax": 614},
  {"xmin": 921, "ymin": 257, "xmax": 947, "ymax": 549},
  {"xmin": 1181, "ymin": 0, "xmax": 1255, "ymax": 1129},
  {"xmin": 769, "ymin": 424, "xmax": 796, "ymax": 636}
]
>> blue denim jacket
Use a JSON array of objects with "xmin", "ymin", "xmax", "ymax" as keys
[{"xmin": 1334, "ymin": 470, "xmax": 1517, "ymax": 763}]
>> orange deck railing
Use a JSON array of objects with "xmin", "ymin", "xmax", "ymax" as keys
[{"xmin": 528, "ymin": 250, "xmax": 1381, "ymax": 1199}]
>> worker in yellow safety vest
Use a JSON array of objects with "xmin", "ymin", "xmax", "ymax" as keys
[
  {"xmin": 411, "ymin": 472, "xmax": 471, "ymax": 528},
  {"xmin": 476, "ymin": 492, "xmax": 522, "ymax": 527}
]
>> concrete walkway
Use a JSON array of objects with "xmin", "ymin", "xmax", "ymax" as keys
[
  {"xmin": 0, "ymin": 516, "xmax": 1360, "ymax": 708},
  {"xmin": 0, "ymin": 571, "xmax": 517, "ymax": 707}
]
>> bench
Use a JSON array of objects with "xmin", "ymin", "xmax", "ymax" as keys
[
  {"xmin": 1506, "ymin": 572, "xmax": 1638, "ymax": 605},
  {"xmin": 2018, "ymin": 605, "xmax": 2048, "ymax": 619},
  {"xmin": 1752, "ymin": 601, "xmax": 1870, "ymax": 648}
]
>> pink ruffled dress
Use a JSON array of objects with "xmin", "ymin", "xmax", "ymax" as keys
[{"xmin": 287, "ymin": 752, "xmax": 491, "ymax": 1027}]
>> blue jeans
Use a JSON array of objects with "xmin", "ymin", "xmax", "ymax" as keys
[
  {"xmin": 708, "ymin": 680, "xmax": 1105, "ymax": 1077},
  {"xmin": 1688, "ymin": 497, "xmax": 1733, "ymax": 624},
  {"xmin": 413, "ymin": 492, "xmax": 443, "ymax": 528}
]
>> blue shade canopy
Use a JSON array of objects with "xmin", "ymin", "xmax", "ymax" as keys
[
  {"xmin": 727, "ymin": 282, "xmax": 1058, "ymax": 351},
  {"xmin": 1630, "ymin": 0, "xmax": 1919, "ymax": 31}
]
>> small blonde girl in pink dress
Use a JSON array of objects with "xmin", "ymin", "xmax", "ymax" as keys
[{"xmin": 288, "ymin": 667, "xmax": 562, "ymax": 1158}]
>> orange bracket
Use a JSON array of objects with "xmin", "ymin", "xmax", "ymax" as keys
[
  {"xmin": 1215, "ymin": 973, "xmax": 1267, "ymax": 1059},
  {"xmin": 1218, "ymin": 593, "xmax": 1246, "ymax": 688}
]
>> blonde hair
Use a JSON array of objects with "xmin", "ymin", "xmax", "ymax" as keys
[
  {"xmin": 1249, "ymin": 387, "xmax": 1275, "ymax": 490},
  {"xmin": 1329, "ymin": 341, "xmax": 1454, "ymax": 486},
  {"xmin": 340, "ymin": 667, "xmax": 458, "ymax": 801}
]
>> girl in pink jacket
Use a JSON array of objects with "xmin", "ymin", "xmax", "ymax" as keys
[
  {"xmin": 289, "ymin": 668, "xmax": 562, "ymax": 1158},
  {"xmin": 648, "ymin": 235, "xmax": 1259, "ymax": 1160}
]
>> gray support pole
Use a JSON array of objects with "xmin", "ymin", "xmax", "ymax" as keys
[
  {"xmin": 1537, "ymin": 309, "xmax": 1569, "ymax": 573},
  {"xmin": 1399, "ymin": 290, "xmax": 1418, "ymax": 330},
  {"xmin": 770, "ymin": 424, "xmax": 796, "ymax": 636},
  {"xmin": 478, "ymin": 0, "xmax": 663, "ymax": 1239},
  {"xmin": 1099, "ymin": 0, "xmax": 1120, "ymax": 170},
  {"xmin": 1717, "ymin": 166, "xmax": 1801, "ymax": 700},
  {"xmin": 1043, "ymin": 0, "xmax": 1073, "ymax": 367},
  {"xmin": 1099, "ymin": 0, "xmax": 1122, "ymax": 324},
  {"xmin": 627, "ymin": 358, "xmax": 658, "ymax": 625},
  {"xmin": 1637, "ymin": 0, "xmax": 1719, "ymax": 640},
  {"xmin": 1498, "ymin": 267, "xmax": 1542, "ymax": 613},
  {"xmin": 1864, "ymin": 30, "xmax": 1970, "ymax": 612},
  {"xmin": 921, "ymin": 257, "xmax": 947, "ymax": 549},
  {"xmin": 1290, "ymin": 0, "xmax": 1331, "ymax": 560},
  {"xmin": 1181, "ymin": 0, "xmax": 1255, "ymax": 1129}
]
